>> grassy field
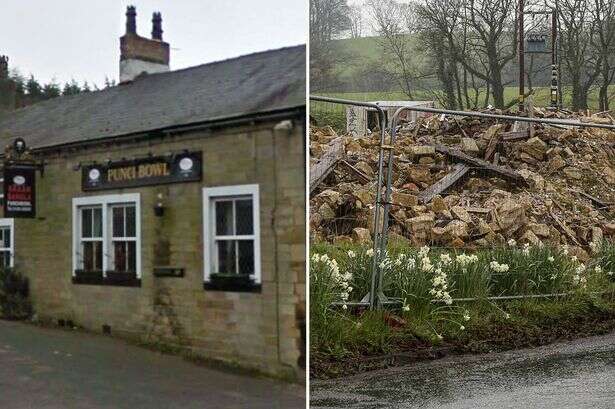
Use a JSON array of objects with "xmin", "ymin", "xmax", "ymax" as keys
[
  {"xmin": 310, "ymin": 86, "xmax": 613, "ymax": 133},
  {"xmin": 310, "ymin": 241, "xmax": 615, "ymax": 378},
  {"xmin": 317, "ymin": 35, "xmax": 613, "ymax": 128}
]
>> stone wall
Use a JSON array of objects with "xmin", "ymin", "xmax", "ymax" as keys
[{"xmin": 7, "ymin": 116, "xmax": 306, "ymax": 378}]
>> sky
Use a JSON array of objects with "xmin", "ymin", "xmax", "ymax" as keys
[{"xmin": 1, "ymin": 0, "xmax": 307, "ymax": 86}]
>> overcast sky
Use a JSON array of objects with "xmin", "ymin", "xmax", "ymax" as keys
[{"xmin": 1, "ymin": 0, "xmax": 307, "ymax": 86}]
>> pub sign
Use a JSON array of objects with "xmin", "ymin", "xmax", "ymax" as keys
[
  {"xmin": 82, "ymin": 151, "xmax": 202, "ymax": 191},
  {"xmin": 4, "ymin": 166, "xmax": 36, "ymax": 218}
]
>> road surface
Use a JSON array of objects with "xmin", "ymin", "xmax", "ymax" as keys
[
  {"xmin": 311, "ymin": 331, "xmax": 615, "ymax": 408},
  {"xmin": 0, "ymin": 320, "xmax": 304, "ymax": 409}
]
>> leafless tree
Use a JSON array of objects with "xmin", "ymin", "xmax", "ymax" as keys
[
  {"xmin": 366, "ymin": 0, "xmax": 422, "ymax": 99},
  {"xmin": 348, "ymin": 4, "xmax": 364, "ymax": 38},
  {"xmin": 310, "ymin": 0, "xmax": 352, "ymax": 91},
  {"xmin": 590, "ymin": 0, "xmax": 615, "ymax": 111},
  {"xmin": 558, "ymin": 0, "xmax": 602, "ymax": 110}
]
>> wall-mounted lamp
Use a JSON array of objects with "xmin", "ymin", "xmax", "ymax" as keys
[{"xmin": 154, "ymin": 192, "xmax": 165, "ymax": 217}]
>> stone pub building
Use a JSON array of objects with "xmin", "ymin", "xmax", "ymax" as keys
[{"xmin": 0, "ymin": 7, "xmax": 306, "ymax": 378}]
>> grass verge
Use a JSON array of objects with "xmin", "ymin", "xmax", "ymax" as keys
[{"xmin": 310, "ymin": 241, "xmax": 615, "ymax": 378}]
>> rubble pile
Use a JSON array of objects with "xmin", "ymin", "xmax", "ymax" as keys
[{"xmin": 310, "ymin": 108, "xmax": 615, "ymax": 259}]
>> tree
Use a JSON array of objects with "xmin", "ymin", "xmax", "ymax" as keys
[
  {"xmin": 348, "ymin": 4, "xmax": 364, "ymax": 38},
  {"xmin": 25, "ymin": 75, "xmax": 42, "ymax": 99},
  {"xmin": 559, "ymin": 0, "xmax": 602, "ymax": 110},
  {"xmin": 62, "ymin": 79, "xmax": 82, "ymax": 96},
  {"xmin": 367, "ymin": 0, "xmax": 422, "ymax": 99},
  {"xmin": 42, "ymin": 79, "xmax": 61, "ymax": 100},
  {"xmin": 310, "ymin": 0, "xmax": 352, "ymax": 91},
  {"xmin": 590, "ymin": 0, "xmax": 615, "ymax": 111},
  {"xmin": 416, "ymin": 0, "xmax": 464, "ymax": 109}
]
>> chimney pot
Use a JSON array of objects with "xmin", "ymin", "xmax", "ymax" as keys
[
  {"xmin": 152, "ymin": 12, "xmax": 163, "ymax": 40},
  {"xmin": 126, "ymin": 5, "xmax": 137, "ymax": 34}
]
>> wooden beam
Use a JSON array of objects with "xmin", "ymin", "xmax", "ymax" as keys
[
  {"xmin": 339, "ymin": 160, "xmax": 371, "ymax": 184},
  {"xmin": 434, "ymin": 144, "xmax": 526, "ymax": 184},
  {"xmin": 549, "ymin": 211, "xmax": 582, "ymax": 246},
  {"xmin": 502, "ymin": 130, "xmax": 530, "ymax": 142},
  {"xmin": 309, "ymin": 137, "xmax": 344, "ymax": 193},
  {"xmin": 418, "ymin": 163, "xmax": 470, "ymax": 204},
  {"xmin": 570, "ymin": 189, "xmax": 612, "ymax": 209}
]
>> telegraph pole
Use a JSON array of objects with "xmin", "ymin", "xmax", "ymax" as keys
[
  {"xmin": 518, "ymin": 0, "xmax": 525, "ymax": 112},
  {"xmin": 550, "ymin": 6, "xmax": 558, "ymax": 109}
]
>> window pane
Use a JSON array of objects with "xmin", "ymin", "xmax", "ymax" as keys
[
  {"xmin": 216, "ymin": 240, "xmax": 236, "ymax": 274},
  {"xmin": 0, "ymin": 250, "xmax": 9, "ymax": 268},
  {"xmin": 95, "ymin": 242, "xmax": 103, "ymax": 271},
  {"xmin": 113, "ymin": 241, "xmax": 127, "ymax": 272},
  {"xmin": 238, "ymin": 240, "xmax": 254, "ymax": 276},
  {"xmin": 82, "ymin": 208, "xmax": 92, "ymax": 238},
  {"xmin": 113, "ymin": 207, "xmax": 125, "ymax": 238},
  {"xmin": 125, "ymin": 206, "xmax": 136, "ymax": 237},
  {"xmin": 92, "ymin": 208, "xmax": 102, "ymax": 238},
  {"xmin": 83, "ymin": 242, "xmax": 102, "ymax": 271},
  {"xmin": 235, "ymin": 199, "xmax": 253, "ymax": 235},
  {"xmin": 127, "ymin": 241, "xmax": 136, "ymax": 272},
  {"xmin": 215, "ymin": 201, "xmax": 234, "ymax": 236},
  {"xmin": 3, "ymin": 227, "xmax": 10, "ymax": 249},
  {"xmin": 0, "ymin": 227, "xmax": 9, "ymax": 249}
]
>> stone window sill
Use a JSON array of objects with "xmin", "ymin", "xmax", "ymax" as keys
[
  {"xmin": 203, "ymin": 274, "xmax": 261, "ymax": 293},
  {"xmin": 72, "ymin": 270, "xmax": 141, "ymax": 287}
]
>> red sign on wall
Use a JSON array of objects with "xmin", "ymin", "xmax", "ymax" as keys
[{"xmin": 4, "ymin": 166, "xmax": 36, "ymax": 218}]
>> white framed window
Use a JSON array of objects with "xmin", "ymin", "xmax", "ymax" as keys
[
  {"xmin": 0, "ymin": 218, "xmax": 14, "ymax": 268},
  {"xmin": 72, "ymin": 193, "xmax": 141, "ymax": 277},
  {"xmin": 203, "ymin": 184, "xmax": 261, "ymax": 283}
]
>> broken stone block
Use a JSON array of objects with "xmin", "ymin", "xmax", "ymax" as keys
[
  {"xmin": 392, "ymin": 192, "xmax": 418, "ymax": 208},
  {"xmin": 563, "ymin": 167, "xmax": 582, "ymax": 180},
  {"xmin": 318, "ymin": 202, "xmax": 336, "ymax": 220},
  {"xmin": 317, "ymin": 189, "xmax": 341, "ymax": 206},
  {"xmin": 431, "ymin": 195, "xmax": 448, "ymax": 213},
  {"xmin": 520, "ymin": 230, "xmax": 541, "ymax": 246},
  {"xmin": 548, "ymin": 155, "xmax": 566, "ymax": 173},
  {"xmin": 603, "ymin": 166, "xmax": 615, "ymax": 184},
  {"xmin": 444, "ymin": 219, "xmax": 469, "ymax": 240},
  {"xmin": 410, "ymin": 145, "xmax": 435, "ymax": 156},
  {"xmin": 406, "ymin": 167, "xmax": 433, "ymax": 184},
  {"xmin": 333, "ymin": 235, "xmax": 353, "ymax": 245},
  {"xmin": 354, "ymin": 189, "xmax": 373, "ymax": 207},
  {"xmin": 406, "ymin": 214, "xmax": 435, "ymax": 239},
  {"xmin": 352, "ymin": 227, "xmax": 372, "ymax": 245},
  {"xmin": 451, "ymin": 206, "xmax": 472, "ymax": 224},
  {"xmin": 355, "ymin": 161, "xmax": 374, "ymax": 178},
  {"xmin": 529, "ymin": 223, "xmax": 550, "ymax": 238},
  {"xmin": 461, "ymin": 138, "xmax": 480, "ymax": 156},
  {"xmin": 522, "ymin": 137, "xmax": 548, "ymax": 160},
  {"xmin": 442, "ymin": 194, "xmax": 460, "ymax": 208},
  {"xmin": 497, "ymin": 199, "xmax": 527, "ymax": 232}
]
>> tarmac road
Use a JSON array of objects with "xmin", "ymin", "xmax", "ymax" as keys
[
  {"xmin": 311, "ymin": 331, "xmax": 615, "ymax": 408},
  {"xmin": 0, "ymin": 320, "xmax": 305, "ymax": 409}
]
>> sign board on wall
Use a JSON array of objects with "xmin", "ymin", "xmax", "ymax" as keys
[
  {"xmin": 82, "ymin": 151, "xmax": 202, "ymax": 191},
  {"xmin": 4, "ymin": 166, "xmax": 36, "ymax": 218}
]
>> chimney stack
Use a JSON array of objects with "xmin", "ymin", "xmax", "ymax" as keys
[
  {"xmin": 119, "ymin": 6, "xmax": 170, "ymax": 83},
  {"xmin": 152, "ymin": 12, "xmax": 163, "ymax": 41},
  {"xmin": 126, "ymin": 5, "xmax": 137, "ymax": 34}
]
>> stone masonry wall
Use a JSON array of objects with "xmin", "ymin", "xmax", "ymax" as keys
[{"xmin": 7, "ymin": 117, "xmax": 306, "ymax": 378}]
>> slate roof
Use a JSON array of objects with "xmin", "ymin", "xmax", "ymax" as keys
[{"xmin": 0, "ymin": 45, "xmax": 305, "ymax": 150}]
